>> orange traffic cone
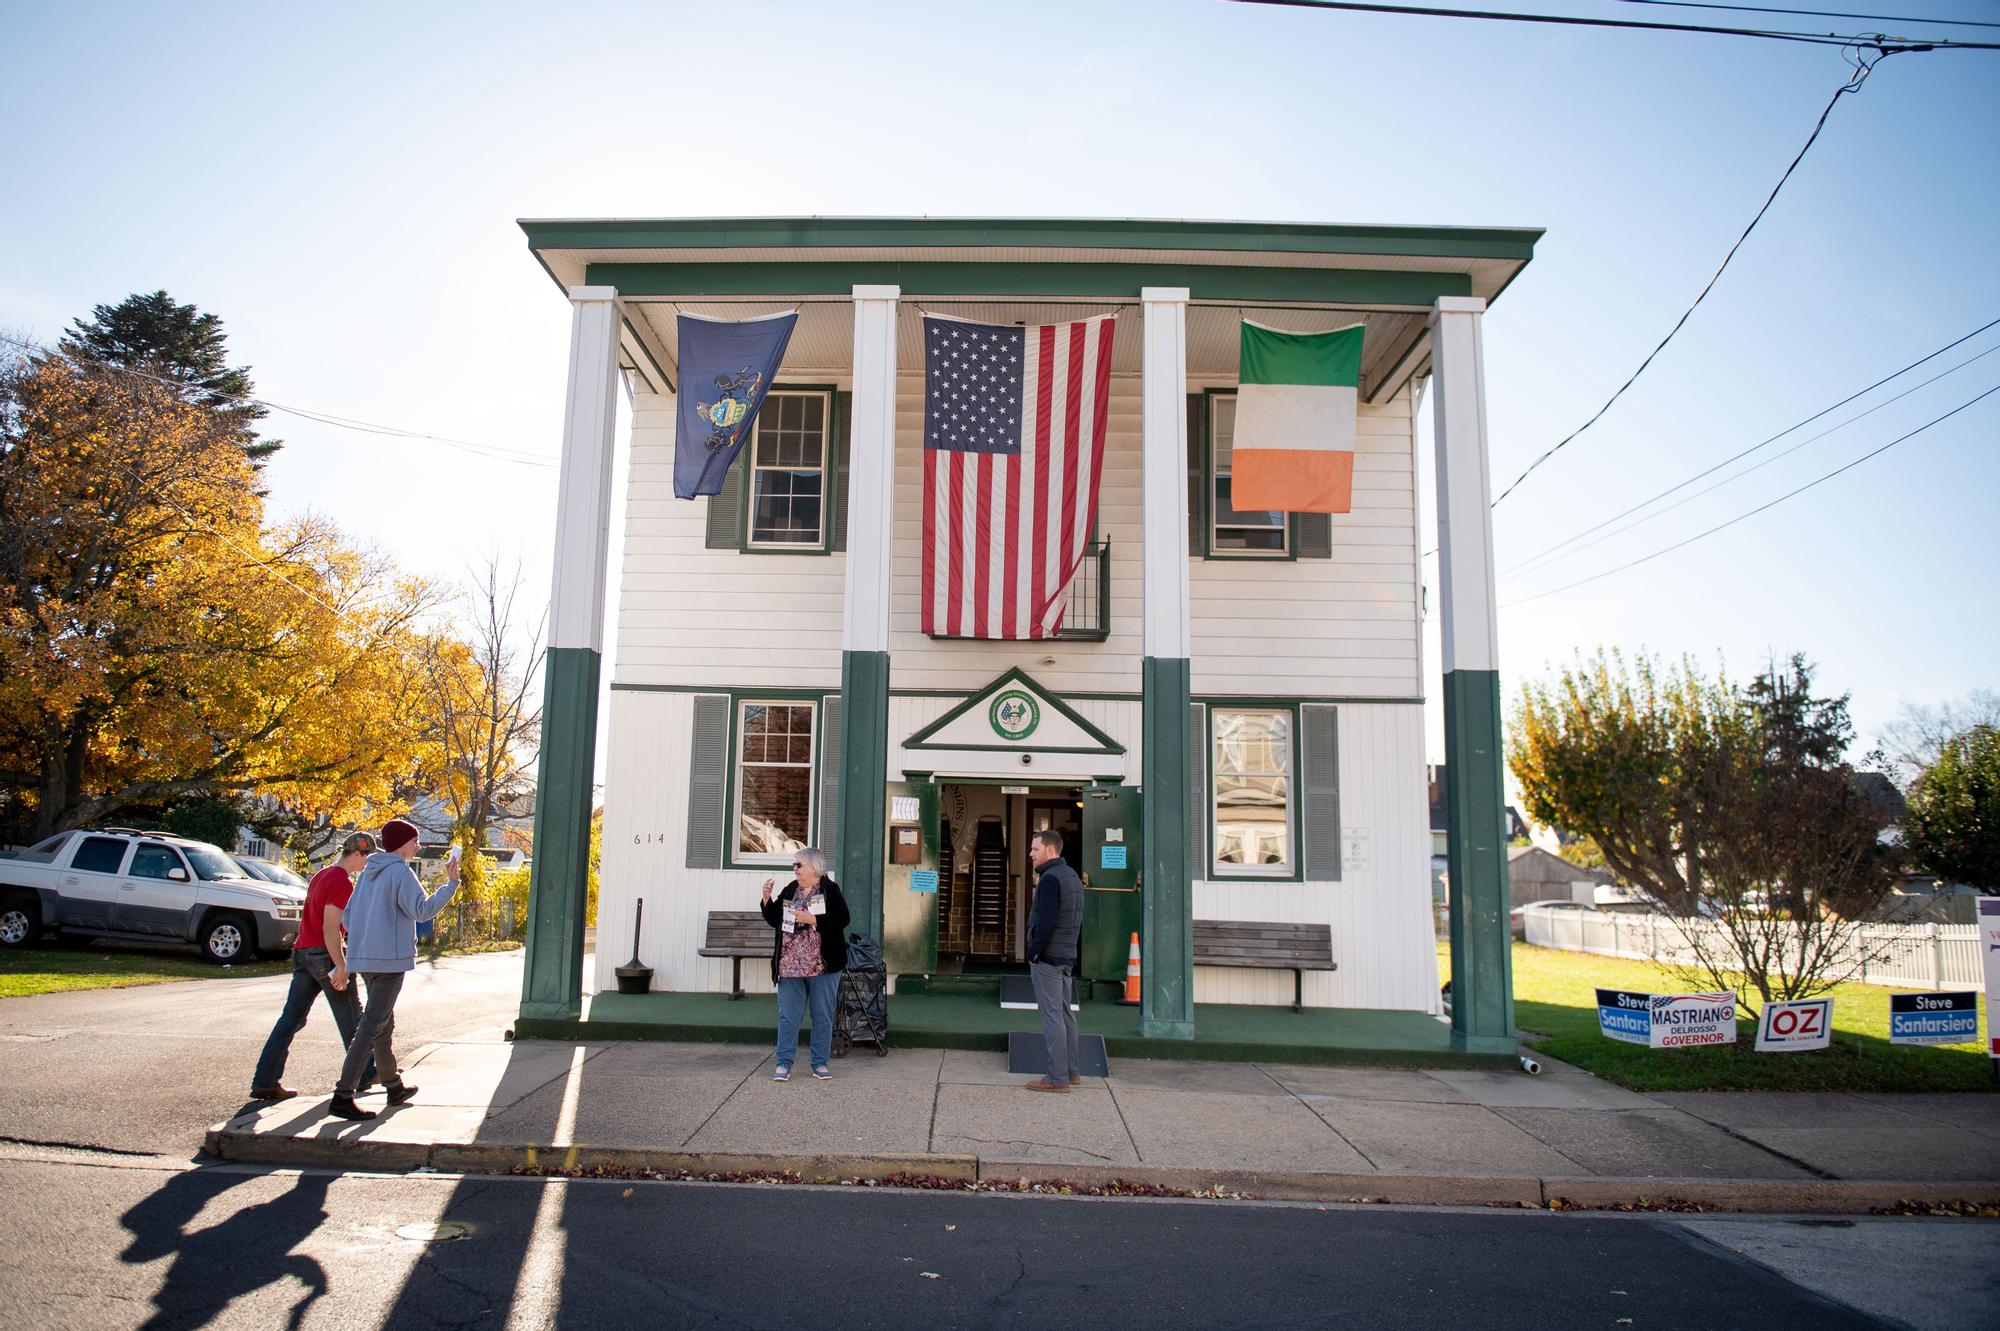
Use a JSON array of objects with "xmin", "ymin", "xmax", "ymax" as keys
[{"xmin": 1122, "ymin": 932, "xmax": 1142, "ymax": 1005}]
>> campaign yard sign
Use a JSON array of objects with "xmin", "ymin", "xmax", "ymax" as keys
[
  {"xmin": 1983, "ymin": 897, "xmax": 2000, "ymax": 1059},
  {"xmin": 1755, "ymin": 998, "xmax": 1833, "ymax": 1052},
  {"xmin": 1890, "ymin": 992, "xmax": 1980, "ymax": 1046},
  {"xmin": 1596, "ymin": 989, "xmax": 1737, "ymax": 1048},
  {"xmin": 1596, "ymin": 989, "xmax": 1654, "ymax": 1045}
]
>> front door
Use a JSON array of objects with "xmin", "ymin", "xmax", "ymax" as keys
[
  {"xmin": 1079, "ymin": 784, "xmax": 1143, "ymax": 987},
  {"xmin": 116, "ymin": 842, "xmax": 198, "ymax": 938},
  {"xmin": 880, "ymin": 779, "xmax": 939, "ymax": 978}
]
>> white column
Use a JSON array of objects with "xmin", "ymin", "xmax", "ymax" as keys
[
  {"xmin": 843, "ymin": 284, "xmax": 901, "ymax": 653},
  {"xmin": 1428, "ymin": 295, "xmax": 1497, "ymax": 674},
  {"xmin": 1140, "ymin": 287, "xmax": 1192, "ymax": 658},
  {"xmin": 550, "ymin": 285, "xmax": 622, "ymax": 654}
]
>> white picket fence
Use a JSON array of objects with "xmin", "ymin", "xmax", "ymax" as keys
[{"xmin": 1522, "ymin": 908, "xmax": 1983, "ymax": 990}]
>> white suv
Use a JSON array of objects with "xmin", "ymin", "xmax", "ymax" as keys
[{"xmin": 0, "ymin": 829, "xmax": 305, "ymax": 963}]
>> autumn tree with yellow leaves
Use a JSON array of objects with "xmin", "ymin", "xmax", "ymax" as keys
[{"xmin": 0, "ymin": 314, "xmax": 445, "ymax": 841}]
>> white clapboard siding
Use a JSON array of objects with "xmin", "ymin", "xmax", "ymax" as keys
[
  {"xmin": 614, "ymin": 379, "xmax": 1419, "ymax": 700},
  {"xmin": 1192, "ymin": 703, "xmax": 1439, "ymax": 1012}
]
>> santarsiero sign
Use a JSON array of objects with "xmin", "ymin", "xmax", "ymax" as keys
[
  {"xmin": 1596, "ymin": 989, "xmax": 1738, "ymax": 1049},
  {"xmin": 1889, "ymin": 992, "xmax": 1980, "ymax": 1046}
]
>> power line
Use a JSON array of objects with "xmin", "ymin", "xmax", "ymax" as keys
[
  {"xmin": 1490, "ymin": 52, "xmax": 1896, "ymax": 507},
  {"xmin": 1611, "ymin": 1, "xmax": 2000, "ymax": 32},
  {"xmin": 0, "ymin": 331, "xmax": 557, "ymax": 469},
  {"xmin": 1501, "ymin": 381, "xmax": 2000, "ymax": 605},
  {"xmin": 1498, "ymin": 316, "xmax": 2000, "ymax": 576},
  {"xmin": 1227, "ymin": 0, "xmax": 2000, "ymax": 46}
]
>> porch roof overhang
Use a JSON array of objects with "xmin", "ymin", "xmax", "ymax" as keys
[{"xmin": 521, "ymin": 216, "xmax": 1542, "ymax": 403}]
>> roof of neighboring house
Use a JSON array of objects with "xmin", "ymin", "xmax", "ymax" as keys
[
  {"xmin": 1507, "ymin": 845, "xmax": 1613, "ymax": 885},
  {"xmin": 1853, "ymin": 771, "xmax": 1907, "ymax": 823}
]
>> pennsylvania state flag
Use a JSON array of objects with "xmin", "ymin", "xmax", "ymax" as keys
[{"xmin": 674, "ymin": 310, "xmax": 798, "ymax": 499}]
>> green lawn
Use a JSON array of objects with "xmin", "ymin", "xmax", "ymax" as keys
[
  {"xmin": 1448, "ymin": 941, "xmax": 1995, "ymax": 1093},
  {"xmin": 0, "ymin": 941, "xmax": 287, "ymax": 998}
]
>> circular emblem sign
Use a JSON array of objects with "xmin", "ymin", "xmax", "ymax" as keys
[{"xmin": 988, "ymin": 690, "xmax": 1040, "ymax": 741}]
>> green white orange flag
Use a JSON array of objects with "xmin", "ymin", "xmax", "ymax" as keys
[{"xmin": 1231, "ymin": 321, "xmax": 1364, "ymax": 513}]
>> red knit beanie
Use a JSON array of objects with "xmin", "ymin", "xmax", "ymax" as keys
[{"xmin": 380, "ymin": 818, "xmax": 420, "ymax": 853}]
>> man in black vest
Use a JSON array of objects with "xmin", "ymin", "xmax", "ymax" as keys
[{"xmin": 1025, "ymin": 828, "xmax": 1084, "ymax": 1092}]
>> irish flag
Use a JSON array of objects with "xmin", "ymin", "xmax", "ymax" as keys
[{"xmin": 1231, "ymin": 321, "xmax": 1364, "ymax": 514}]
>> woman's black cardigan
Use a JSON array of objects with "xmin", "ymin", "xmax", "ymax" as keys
[{"xmin": 759, "ymin": 878, "xmax": 851, "ymax": 982}]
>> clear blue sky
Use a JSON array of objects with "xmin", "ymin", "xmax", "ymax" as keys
[{"xmin": 4, "ymin": 1, "xmax": 1995, "ymax": 765}]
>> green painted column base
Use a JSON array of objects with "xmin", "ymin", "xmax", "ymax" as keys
[
  {"xmin": 519, "ymin": 646, "xmax": 601, "ymax": 1024},
  {"xmin": 836, "ymin": 648, "xmax": 890, "ymax": 942},
  {"xmin": 1443, "ymin": 666, "xmax": 1516, "ymax": 1054},
  {"xmin": 1140, "ymin": 655, "xmax": 1195, "ymax": 1040}
]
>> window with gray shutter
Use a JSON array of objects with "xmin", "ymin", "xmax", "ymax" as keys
[
  {"xmin": 685, "ymin": 694, "xmax": 729, "ymax": 869},
  {"xmin": 703, "ymin": 463, "xmax": 744, "ymax": 550},
  {"xmin": 1187, "ymin": 702, "xmax": 1208, "ymax": 882},
  {"xmin": 1296, "ymin": 512, "xmax": 1332, "ymax": 559},
  {"xmin": 828, "ymin": 391, "xmax": 852, "ymax": 553},
  {"xmin": 816, "ymin": 693, "xmax": 843, "ymax": 863},
  {"xmin": 1186, "ymin": 394, "xmax": 1205, "ymax": 556},
  {"xmin": 1300, "ymin": 703, "xmax": 1342, "ymax": 881}
]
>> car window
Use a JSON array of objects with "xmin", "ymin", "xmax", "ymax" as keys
[
  {"xmin": 180, "ymin": 843, "xmax": 249, "ymax": 881},
  {"xmin": 130, "ymin": 844, "xmax": 188, "ymax": 880},
  {"xmin": 13, "ymin": 833, "xmax": 73, "ymax": 864},
  {"xmin": 70, "ymin": 836, "xmax": 130, "ymax": 874},
  {"xmin": 233, "ymin": 858, "xmax": 277, "ymax": 883}
]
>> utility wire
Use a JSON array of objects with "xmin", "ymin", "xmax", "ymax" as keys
[
  {"xmin": 0, "ymin": 331, "xmax": 557, "ymax": 469},
  {"xmin": 1490, "ymin": 51, "xmax": 1896, "ymax": 507},
  {"xmin": 1611, "ymin": 0, "xmax": 2000, "ymax": 31},
  {"xmin": 1498, "ymin": 316, "xmax": 2000, "ymax": 576},
  {"xmin": 1501, "ymin": 381, "xmax": 2000, "ymax": 605},
  {"xmin": 1227, "ymin": 0, "xmax": 2000, "ymax": 47}
]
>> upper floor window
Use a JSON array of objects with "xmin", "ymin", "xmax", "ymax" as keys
[
  {"xmin": 747, "ymin": 391, "xmax": 829, "ymax": 549},
  {"xmin": 1208, "ymin": 394, "xmax": 1288, "ymax": 557}
]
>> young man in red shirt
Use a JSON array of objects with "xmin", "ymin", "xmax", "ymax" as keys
[{"xmin": 249, "ymin": 832, "xmax": 377, "ymax": 1100}]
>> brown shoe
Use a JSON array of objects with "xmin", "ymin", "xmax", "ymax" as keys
[
  {"xmin": 1025, "ymin": 1079, "xmax": 1070, "ymax": 1094},
  {"xmin": 249, "ymin": 1085, "xmax": 297, "ymax": 1101},
  {"xmin": 1069, "ymin": 1075, "xmax": 1083, "ymax": 1086}
]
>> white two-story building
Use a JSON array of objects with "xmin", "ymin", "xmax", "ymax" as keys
[{"xmin": 515, "ymin": 217, "xmax": 1532, "ymax": 1053}]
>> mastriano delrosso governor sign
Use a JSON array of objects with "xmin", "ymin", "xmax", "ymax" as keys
[{"xmin": 1596, "ymin": 989, "xmax": 1738, "ymax": 1049}]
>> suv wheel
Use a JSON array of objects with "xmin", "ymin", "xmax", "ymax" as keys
[
  {"xmin": 0, "ymin": 895, "xmax": 39, "ymax": 950},
  {"xmin": 201, "ymin": 912, "xmax": 255, "ymax": 965}
]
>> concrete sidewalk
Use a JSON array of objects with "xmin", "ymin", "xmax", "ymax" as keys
[{"xmin": 205, "ymin": 1039, "xmax": 2000, "ymax": 1212}]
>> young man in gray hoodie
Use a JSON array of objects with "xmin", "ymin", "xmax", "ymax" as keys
[{"xmin": 327, "ymin": 818, "xmax": 459, "ymax": 1121}]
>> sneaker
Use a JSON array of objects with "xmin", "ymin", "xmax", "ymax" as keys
[
  {"xmin": 772, "ymin": 1066, "xmax": 790, "ymax": 1082},
  {"xmin": 327, "ymin": 1095, "xmax": 377, "ymax": 1121},
  {"xmin": 811, "ymin": 1066, "xmax": 832, "ymax": 1080}
]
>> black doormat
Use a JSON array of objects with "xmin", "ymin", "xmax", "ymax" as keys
[{"xmin": 1006, "ymin": 1030, "xmax": 1110, "ymax": 1077}]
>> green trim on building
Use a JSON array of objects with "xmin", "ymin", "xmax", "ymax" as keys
[
  {"xmin": 585, "ymin": 262, "xmax": 1472, "ymax": 308},
  {"xmin": 522, "ymin": 216, "xmax": 1544, "ymax": 260},
  {"xmin": 1442, "ymin": 667, "xmax": 1517, "ymax": 1056},
  {"xmin": 519, "ymin": 646, "xmax": 601, "ymax": 1023},
  {"xmin": 1140, "ymin": 655, "xmax": 1196, "ymax": 1039},
  {"xmin": 836, "ymin": 649, "xmax": 891, "ymax": 941}
]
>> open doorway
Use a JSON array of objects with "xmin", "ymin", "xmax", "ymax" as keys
[{"xmin": 933, "ymin": 782, "xmax": 1082, "ymax": 972}]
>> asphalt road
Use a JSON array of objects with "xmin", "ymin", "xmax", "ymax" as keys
[
  {"xmin": 0, "ymin": 947, "xmax": 524, "ymax": 1155},
  {"xmin": 8, "ymin": 1150, "xmax": 1993, "ymax": 1331}
]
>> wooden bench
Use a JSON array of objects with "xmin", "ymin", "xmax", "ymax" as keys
[
  {"xmin": 1193, "ymin": 920, "xmax": 1336, "ymax": 1012},
  {"xmin": 698, "ymin": 910, "xmax": 771, "ymax": 1000}
]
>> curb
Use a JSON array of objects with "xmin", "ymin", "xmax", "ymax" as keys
[{"xmin": 200, "ymin": 1127, "xmax": 1998, "ymax": 1213}]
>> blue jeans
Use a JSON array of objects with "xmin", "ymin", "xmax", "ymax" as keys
[
  {"xmin": 251, "ymin": 948, "xmax": 372, "ymax": 1089},
  {"xmin": 775, "ymin": 970, "xmax": 843, "ymax": 1070}
]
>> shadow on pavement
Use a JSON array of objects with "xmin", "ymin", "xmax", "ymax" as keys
[{"xmin": 120, "ymin": 1169, "xmax": 332, "ymax": 1331}]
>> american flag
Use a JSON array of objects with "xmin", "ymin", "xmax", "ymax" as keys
[{"xmin": 921, "ymin": 313, "xmax": 1116, "ymax": 639}]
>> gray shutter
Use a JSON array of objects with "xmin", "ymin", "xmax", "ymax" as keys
[
  {"xmin": 1186, "ymin": 394, "xmax": 1205, "ymax": 556},
  {"xmin": 1188, "ymin": 702, "xmax": 1208, "ymax": 882},
  {"xmin": 828, "ymin": 390, "xmax": 852, "ymax": 553},
  {"xmin": 704, "ymin": 460, "xmax": 745, "ymax": 550},
  {"xmin": 815, "ymin": 693, "xmax": 842, "ymax": 863},
  {"xmin": 1296, "ymin": 512, "xmax": 1332, "ymax": 559},
  {"xmin": 1300, "ymin": 704, "xmax": 1342, "ymax": 881},
  {"xmin": 685, "ymin": 694, "xmax": 729, "ymax": 869}
]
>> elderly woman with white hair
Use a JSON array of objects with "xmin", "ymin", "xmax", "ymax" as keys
[{"xmin": 759, "ymin": 846, "xmax": 851, "ymax": 1081}]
